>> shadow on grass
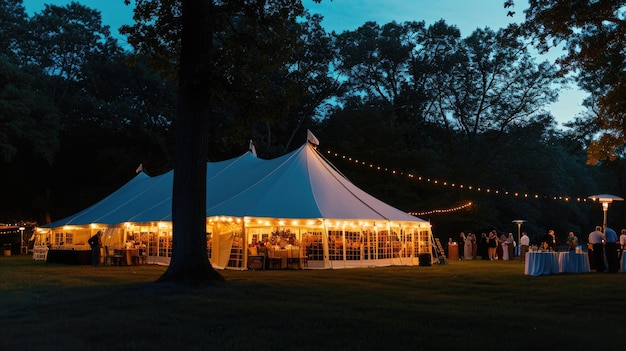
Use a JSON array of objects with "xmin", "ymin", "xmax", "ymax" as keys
[{"xmin": 1, "ymin": 255, "xmax": 625, "ymax": 350}]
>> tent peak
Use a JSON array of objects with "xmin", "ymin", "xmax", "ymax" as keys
[{"xmin": 307, "ymin": 130, "xmax": 319, "ymax": 146}]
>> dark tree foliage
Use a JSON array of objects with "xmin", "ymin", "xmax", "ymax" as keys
[
  {"xmin": 332, "ymin": 22, "xmax": 560, "ymax": 168},
  {"xmin": 0, "ymin": 1, "xmax": 178, "ymax": 223},
  {"xmin": 507, "ymin": 0, "xmax": 626, "ymax": 164},
  {"xmin": 0, "ymin": 0, "xmax": 28, "ymax": 63},
  {"xmin": 122, "ymin": 0, "xmax": 331, "ymax": 160},
  {"xmin": 2, "ymin": 0, "xmax": 625, "ymax": 253},
  {"xmin": 23, "ymin": 2, "xmax": 120, "ymax": 104},
  {"xmin": 38, "ymin": 3, "xmax": 175, "ymax": 224},
  {"xmin": 0, "ymin": 57, "xmax": 60, "ymax": 222},
  {"xmin": 322, "ymin": 19, "xmax": 603, "ymax": 242},
  {"xmin": 47, "ymin": 53, "xmax": 177, "ymax": 222}
]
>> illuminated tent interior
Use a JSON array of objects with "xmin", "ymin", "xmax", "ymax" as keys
[{"xmin": 39, "ymin": 139, "xmax": 433, "ymax": 269}]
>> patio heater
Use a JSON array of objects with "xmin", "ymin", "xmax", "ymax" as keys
[
  {"xmin": 512, "ymin": 220, "xmax": 526, "ymax": 256},
  {"xmin": 19, "ymin": 226, "xmax": 26, "ymax": 254},
  {"xmin": 587, "ymin": 194, "xmax": 624, "ymax": 230}
]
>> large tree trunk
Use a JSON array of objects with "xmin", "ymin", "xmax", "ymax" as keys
[{"xmin": 157, "ymin": 0, "xmax": 224, "ymax": 285}]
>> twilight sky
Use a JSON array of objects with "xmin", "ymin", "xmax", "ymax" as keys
[{"xmin": 22, "ymin": 0, "xmax": 587, "ymax": 126}]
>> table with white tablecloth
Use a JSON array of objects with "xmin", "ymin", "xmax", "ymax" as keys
[
  {"xmin": 525, "ymin": 252, "xmax": 559, "ymax": 276},
  {"xmin": 558, "ymin": 252, "xmax": 590, "ymax": 273}
]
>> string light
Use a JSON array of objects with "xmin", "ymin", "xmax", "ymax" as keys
[
  {"xmin": 324, "ymin": 148, "xmax": 590, "ymax": 205},
  {"xmin": 409, "ymin": 202, "xmax": 473, "ymax": 216}
]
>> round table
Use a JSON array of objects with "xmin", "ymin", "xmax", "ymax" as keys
[
  {"xmin": 524, "ymin": 252, "xmax": 559, "ymax": 276},
  {"xmin": 558, "ymin": 252, "xmax": 590, "ymax": 273}
]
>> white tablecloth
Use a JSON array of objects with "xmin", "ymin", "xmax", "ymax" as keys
[
  {"xmin": 558, "ymin": 252, "xmax": 590, "ymax": 273},
  {"xmin": 525, "ymin": 252, "xmax": 559, "ymax": 276}
]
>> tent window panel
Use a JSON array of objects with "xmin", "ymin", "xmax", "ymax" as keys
[
  {"xmin": 247, "ymin": 228, "xmax": 271, "ymax": 247},
  {"xmin": 328, "ymin": 230, "xmax": 342, "ymax": 260},
  {"xmin": 418, "ymin": 230, "xmax": 430, "ymax": 254},
  {"xmin": 405, "ymin": 231, "xmax": 418, "ymax": 257},
  {"xmin": 139, "ymin": 231, "xmax": 148, "ymax": 248},
  {"xmin": 127, "ymin": 231, "xmax": 141, "ymax": 244},
  {"xmin": 345, "ymin": 231, "xmax": 361, "ymax": 260},
  {"xmin": 65, "ymin": 233, "xmax": 73, "ymax": 244},
  {"xmin": 304, "ymin": 231, "xmax": 323, "ymax": 261},
  {"xmin": 378, "ymin": 230, "xmax": 391, "ymax": 259},
  {"xmin": 398, "ymin": 229, "xmax": 411, "ymax": 258},
  {"xmin": 246, "ymin": 228, "xmax": 270, "ymax": 262},
  {"xmin": 363, "ymin": 230, "xmax": 375, "ymax": 260},
  {"xmin": 53, "ymin": 232, "xmax": 62, "ymax": 245},
  {"xmin": 158, "ymin": 232, "xmax": 172, "ymax": 257},
  {"xmin": 148, "ymin": 232, "xmax": 157, "ymax": 256},
  {"xmin": 389, "ymin": 230, "xmax": 402, "ymax": 258}
]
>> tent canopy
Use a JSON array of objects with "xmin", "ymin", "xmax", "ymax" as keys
[{"xmin": 44, "ymin": 142, "xmax": 427, "ymax": 228}]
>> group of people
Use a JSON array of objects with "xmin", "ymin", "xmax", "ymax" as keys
[
  {"xmin": 453, "ymin": 226, "xmax": 626, "ymax": 272},
  {"xmin": 456, "ymin": 230, "xmax": 517, "ymax": 261},
  {"xmin": 588, "ymin": 226, "xmax": 626, "ymax": 273}
]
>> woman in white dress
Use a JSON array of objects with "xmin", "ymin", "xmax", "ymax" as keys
[
  {"xmin": 464, "ymin": 232, "xmax": 473, "ymax": 260},
  {"xmin": 501, "ymin": 234, "xmax": 509, "ymax": 260}
]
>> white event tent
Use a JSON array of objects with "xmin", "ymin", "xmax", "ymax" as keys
[{"xmin": 39, "ymin": 137, "xmax": 433, "ymax": 269}]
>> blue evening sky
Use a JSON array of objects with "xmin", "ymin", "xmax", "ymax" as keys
[{"xmin": 22, "ymin": 0, "xmax": 586, "ymax": 126}]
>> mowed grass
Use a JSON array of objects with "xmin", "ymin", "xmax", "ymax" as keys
[{"xmin": 1, "ymin": 255, "xmax": 625, "ymax": 351}]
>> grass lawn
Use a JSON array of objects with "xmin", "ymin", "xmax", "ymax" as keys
[{"xmin": 1, "ymin": 255, "xmax": 625, "ymax": 351}]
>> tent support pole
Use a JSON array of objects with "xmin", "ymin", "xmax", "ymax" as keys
[
  {"xmin": 342, "ymin": 226, "xmax": 346, "ymax": 265},
  {"xmin": 322, "ymin": 219, "xmax": 330, "ymax": 269},
  {"xmin": 242, "ymin": 218, "xmax": 247, "ymax": 270}
]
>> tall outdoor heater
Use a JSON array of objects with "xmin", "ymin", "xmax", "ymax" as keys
[
  {"xmin": 19, "ymin": 226, "xmax": 26, "ymax": 254},
  {"xmin": 587, "ymin": 194, "xmax": 624, "ymax": 229},
  {"xmin": 512, "ymin": 220, "xmax": 526, "ymax": 256}
]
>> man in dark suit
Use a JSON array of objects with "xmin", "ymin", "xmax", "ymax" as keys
[{"xmin": 543, "ymin": 229, "xmax": 559, "ymax": 251}]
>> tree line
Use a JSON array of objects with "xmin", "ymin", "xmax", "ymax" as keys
[{"xmin": 1, "ymin": 0, "xmax": 624, "ymax": 245}]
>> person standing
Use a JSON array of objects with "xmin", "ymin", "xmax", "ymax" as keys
[
  {"xmin": 520, "ymin": 231, "xmax": 530, "ymax": 262},
  {"xmin": 488, "ymin": 231, "xmax": 498, "ymax": 260},
  {"xmin": 479, "ymin": 233, "xmax": 489, "ymax": 260},
  {"xmin": 495, "ymin": 233, "xmax": 504, "ymax": 260},
  {"xmin": 464, "ymin": 232, "xmax": 473, "ymax": 260},
  {"xmin": 459, "ymin": 232, "xmax": 466, "ymax": 260},
  {"xmin": 619, "ymin": 229, "xmax": 626, "ymax": 257},
  {"xmin": 544, "ymin": 229, "xmax": 559, "ymax": 251},
  {"xmin": 604, "ymin": 227, "xmax": 619, "ymax": 273},
  {"xmin": 500, "ymin": 234, "xmax": 509, "ymax": 260},
  {"xmin": 566, "ymin": 231, "xmax": 578, "ymax": 251},
  {"xmin": 588, "ymin": 226, "xmax": 605, "ymax": 272},
  {"xmin": 471, "ymin": 233, "xmax": 477, "ymax": 260},
  {"xmin": 506, "ymin": 233, "xmax": 515, "ymax": 260},
  {"xmin": 88, "ymin": 231, "xmax": 103, "ymax": 267}
]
